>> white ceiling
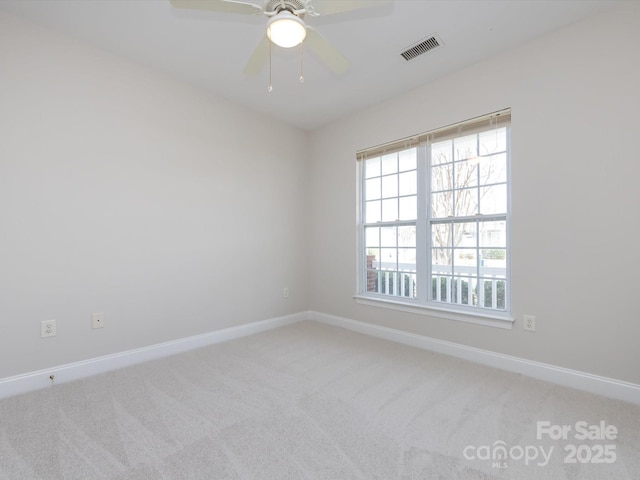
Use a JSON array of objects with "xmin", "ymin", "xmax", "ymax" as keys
[{"xmin": 0, "ymin": 0, "xmax": 619, "ymax": 131}]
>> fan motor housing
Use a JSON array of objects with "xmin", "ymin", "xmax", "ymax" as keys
[{"xmin": 265, "ymin": 0, "xmax": 306, "ymax": 14}]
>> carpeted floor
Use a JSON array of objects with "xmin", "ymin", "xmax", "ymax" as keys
[{"xmin": 1, "ymin": 320, "xmax": 639, "ymax": 479}]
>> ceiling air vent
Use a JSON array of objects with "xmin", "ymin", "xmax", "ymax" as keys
[{"xmin": 400, "ymin": 34, "xmax": 442, "ymax": 61}]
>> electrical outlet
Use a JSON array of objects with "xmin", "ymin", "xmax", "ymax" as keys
[
  {"xmin": 41, "ymin": 320, "xmax": 56, "ymax": 338},
  {"xmin": 92, "ymin": 312, "xmax": 105, "ymax": 329},
  {"xmin": 523, "ymin": 315, "xmax": 536, "ymax": 332},
  {"xmin": 283, "ymin": 287, "xmax": 289, "ymax": 298}
]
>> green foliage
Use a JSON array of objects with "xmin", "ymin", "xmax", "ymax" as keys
[
  {"xmin": 484, "ymin": 279, "xmax": 506, "ymax": 310},
  {"xmin": 482, "ymin": 249, "xmax": 506, "ymax": 260}
]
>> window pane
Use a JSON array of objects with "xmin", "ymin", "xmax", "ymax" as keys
[
  {"xmin": 365, "ymin": 200, "xmax": 381, "ymax": 223},
  {"xmin": 380, "ymin": 226, "xmax": 396, "ymax": 247},
  {"xmin": 398, "ymin": 170, "xmax": 417, "ymax": 196},
  {"xmin": 366, "ymin": 247, "xmax": 379, "ymax": 263},
  {"xmin": 381, "ymin": 198, "xmax": 398, "ymax": 222},
  {"xmin": 479, "ymin": 153, "xmax": 507, "ymax": 185},
  {"xmin": 432, "ymin": 248, "xmax": 452, "ymax": 274},
  {"xmin": 380, "ymin": 248, "xmax": 397, "ymax": 267},
  {"xmin": 397, "ymin": 225, "xmax": 416, "ymax": 247},
  {"xmin": 366, "ymin": 271, "xmax": 379, "ymax": 293},
  {"xmin": 366, "ymin": 248, "xmax": 380, "ymax": 294},
  {"xmin": 365, "ymin": 226, "xmax": 380, "ymax": 247},
  {"xmin": 398, "ymin": 248, "xmax": 416, "ymax": 267},
  {"xmin": 398, "ymin": 196, "xmax": 417, "ymax": 220},
  {"xmin": 453, "ymin": 248, "xmax": 477, "ymax": 268},
  {"xmin": 432, "ymin": 223, "xmax": 451, "ymax": 248},
  {"xmin": 365, "ymin": 157, "xmax": 380, "ymax": 178},
  {"xmin": 366, "ymin": 250, "xmax": 380, "ymax": 294},
  {"xmin": 455, "ymin": 159, "xmax": 479, "ymax": 188},
  {"xmin": 381, "ymin": 174, "xmax": 398, "ymax": 198},
  {"xmin": 455, "ymin": 187, "xmax": 478, "ymax": 216},
  {"xmin": 479, "ymin": 278, "xmax": 506, "ymax": 310},
  {"xmin": 431, "ymin": 192, "xmax": 452, "ymax": 218},
  {"xmin": 381, "ymin": 153, "xmax": 397, "ymax": 175},
  {"xmin": 452, "ymin": 276, "xmax": 477, "ymax": 306},
  {"xmin": 431, "ymin": 140, "xmax": 452, "ymax": 165},
  {"xmin": 479, "ymin": 127, "xmax": 507, "ymax": 155},
  {"xmin": 479, "ymin": 220, "xmax": 506, "ymax": 248},
  {"xmin": 481, "ymin": 249, "xmax": 506, "ymax": 269},
  {"xmin": 479, "ymin": 184, "xmax": 507, "ymax": 215},
  {"xmin": 399, "ymin": 148, "xmax": 417, "ymax": 171},
  {"xmin": 431, "ymin": 164, "xmax": 452, "ymax": 192},
  {"xmin": 432, "ymin": 275, "xmax": 451, "ymax": 302},
  {"xmin": 377, "ymin": 271, "xmax": 395, "ymax": 295},
  {"xmin": 365, "ymin": 177, "xmax": 380, "ymax": 201},
  {"xmin": 399, "ymin": 272, "xmax": 416, "ymax": 298},
  {"xmin": 454, "ymin": 134, "xmax": 477, "ymax": 161},
  {"xmin": 455, "ymin": 221, "xmax": 477, "ymax": 247},
  {"xmin": 398, "ymin": 254, "xmax": 417, "ymax": 298}
]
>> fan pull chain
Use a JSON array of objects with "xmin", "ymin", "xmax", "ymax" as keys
[
  {"xmin": 268, "ymin": 37, "xmax": 273, "ymax": 93},
  {"xmin": 299, "ymin": 42, "xmax": 304, "ymax": 84}
]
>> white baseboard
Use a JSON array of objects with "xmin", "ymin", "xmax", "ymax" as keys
[
  {"xmin": 309, "ymin": 311, "xmax": 640, "ymax": 406},
  {"xmin": 0, "ymin": 312, "xmax": 305, "ymax": 400},
  {"xmin": 4, "ymin": 310, "xmax": 639, "ymax": 406}
]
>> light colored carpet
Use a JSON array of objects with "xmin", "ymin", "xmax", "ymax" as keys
[{"xmin": 1, "ymin": 320, "xmax": 639, "ymax": 479}]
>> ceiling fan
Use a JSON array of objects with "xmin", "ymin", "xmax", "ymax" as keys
[{"xmin": 169, "ymin": 0, "xmax": 392, "ymax": 80}]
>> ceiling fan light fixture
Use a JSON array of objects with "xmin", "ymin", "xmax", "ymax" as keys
[{"xmin": 267, "ymin": 11, "xmax": 306, "ymax": 48}]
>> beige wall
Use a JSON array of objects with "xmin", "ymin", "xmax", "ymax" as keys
[
  {"xmin": 308, "ymin": 4, "xmax": 640, "ymax": 384},
  {"xmin": 0, "ymin": 12, "xmax": 309, "ymax": 378}
]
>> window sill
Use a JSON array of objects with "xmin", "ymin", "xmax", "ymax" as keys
[{"xmin": 353, "ymin": 295, "xmax": 514, "ymax": 329}]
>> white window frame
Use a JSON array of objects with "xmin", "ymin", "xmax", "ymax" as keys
[{"xmin": 355, "ymin": 110, "xmax": 513, "ymax": 329}]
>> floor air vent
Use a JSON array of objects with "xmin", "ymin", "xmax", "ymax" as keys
[{"xmin": 401, "ymin": 35, "xmax": 442, "ymax": 61}]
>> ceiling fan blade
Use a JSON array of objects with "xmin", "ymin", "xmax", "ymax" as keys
[
  {"xmin": 243, "ymin": 36, "xmax": 270, "ymax": 75},
  {"xmin": 310, "ymin": 0, "xmax": 392, "ymax": 16},
  {"xmin": 169, "ymin": 0, "xmax": 263, "ymax": 15},
  {"xmin": 305, "ymin": 27, "xmax": 349, "ymax": 75}
]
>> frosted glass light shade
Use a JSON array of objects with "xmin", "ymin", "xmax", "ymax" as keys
[{"xmin": 267, "ymin": 11, "xmax": 306, "ymax": 48}]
